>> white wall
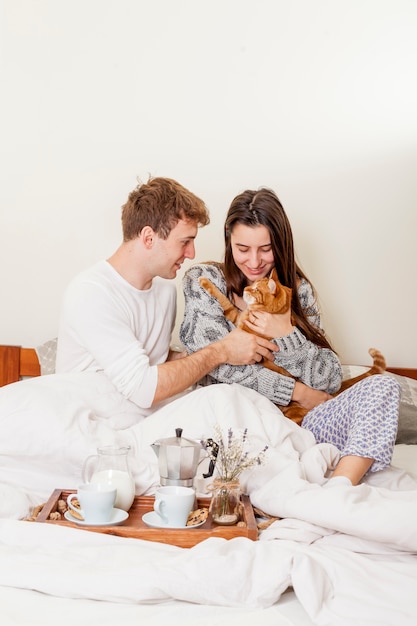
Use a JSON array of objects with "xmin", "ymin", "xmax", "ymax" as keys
[{"xmin": 1, "ymin": 0, "xmax": 416, "ymax": 367}]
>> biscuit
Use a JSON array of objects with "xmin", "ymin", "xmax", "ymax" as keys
[
  {"xmin": 186, "ymin": 508, "xmax": 209, "ymax": 526},
  {"xmin": 68, "ymin": 508, "xmax": 84, "ymax": 521},
  {"xmin": 68, "ymin": 497, "xmax": 84, "ymax": 521}
]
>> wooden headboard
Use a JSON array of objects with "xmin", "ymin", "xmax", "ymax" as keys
[
  {"xmin": 0, "ymin": 343, "xmax": 416, "ymax": 387},
  {"xmin": 0, "ymin": 345, "xmax": 41, "ymax": 386}
]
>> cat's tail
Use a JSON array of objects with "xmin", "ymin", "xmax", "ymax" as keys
[
  {"xmin": 367, "ymin": 347, "xmax": 386, "ymax": 375},
  {"xmin": 337, "ymin": 347, "xmax": 386, "ymax": 395}
]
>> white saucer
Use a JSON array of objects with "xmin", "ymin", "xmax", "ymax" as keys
[
  {"xmin": 142, "ymin": 511, "xmax": 206, "ymax": 529},
  {"xmin": 64, "ymin": 508, "xmax": 129, "ymax": 527}
]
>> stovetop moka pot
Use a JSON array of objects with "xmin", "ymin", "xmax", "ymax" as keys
[{"xmin": 151, "ymin": 428, "xmax": 203, "ymax": 487}]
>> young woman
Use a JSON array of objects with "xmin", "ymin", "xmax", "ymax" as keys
[{"xmin": 180, "ymin": 187, "xmax": 400, "ymax": 486}]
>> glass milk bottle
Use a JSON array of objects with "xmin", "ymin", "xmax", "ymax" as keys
[{"xmin": 82, "ymin": 445, "xmax": 135, "ymax": 511}]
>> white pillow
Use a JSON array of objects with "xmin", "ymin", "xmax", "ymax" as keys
[{"xmin": 35, "ymin": 338, "xmax": 57, "ymax": 375}]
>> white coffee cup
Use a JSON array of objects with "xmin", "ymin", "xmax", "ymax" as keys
[
  {"xmin": 67, "ymin": 483, "xmax": 117, "ymax": 524},
  {"xmin": 153, "ymin": 486, "xmax": 195, "ymax": 527}
]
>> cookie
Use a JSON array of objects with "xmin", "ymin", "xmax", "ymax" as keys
[
  {"xmin": 68, "ymin": 497, "xmax": 84, "ymax": 521},
  {"xmin": 186, "ymin": 508, "xmax": 209, "ymax": 526}
]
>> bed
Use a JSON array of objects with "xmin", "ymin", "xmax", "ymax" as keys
[{"xmin": 0, "ymin": 341, "xmax": 417, "ymax": 626}]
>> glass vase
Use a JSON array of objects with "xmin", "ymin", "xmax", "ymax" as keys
[{"xmin": 210, "ymin": 480, "xmax": 241, "ymax": 525}]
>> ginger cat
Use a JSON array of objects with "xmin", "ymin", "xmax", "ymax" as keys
[{"xmin": 199, "ymin": 269, "xmax": 386, "ymax": 425}]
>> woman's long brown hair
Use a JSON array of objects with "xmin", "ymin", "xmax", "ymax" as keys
[{"xmin": 223, "ymin": 188, "xmax": 335, "ymax": 351}]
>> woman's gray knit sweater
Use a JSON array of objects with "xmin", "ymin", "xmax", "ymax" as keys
[{"xmin": 179, "ymin": 263, "xmax": 342, "ymax": 406}]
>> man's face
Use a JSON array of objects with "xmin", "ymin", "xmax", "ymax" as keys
[{"xmin": 152, "ymin": 219, "xmax": 198, "ymax": 279}]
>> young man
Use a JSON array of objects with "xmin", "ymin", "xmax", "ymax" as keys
[{"xmin": 56, "ymin": 177, "xmax": 277, "ymax": 416}]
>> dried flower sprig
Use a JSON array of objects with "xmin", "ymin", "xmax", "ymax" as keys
[{"xmin": 203, "ymin": 424, "xmax": 268, "ymax": 482}]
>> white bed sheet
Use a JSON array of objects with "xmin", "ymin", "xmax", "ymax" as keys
[
  {"xmin": 0, "ymin": 587, "xmax": 312, "ymax": 626},
  {"xmin": 1, "ymin": 443, "xmax": 416, "ymax": 626},
  {"xmin": 0, "ymin": 374, "xmax": 416, "ymax": 626}
]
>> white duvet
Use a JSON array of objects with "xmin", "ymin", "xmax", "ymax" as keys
[{"xmin": 0, "ymin": 372, "xmax": 417, "ymax": 626}]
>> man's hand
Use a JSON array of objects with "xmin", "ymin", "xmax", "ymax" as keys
[
  {"xmin": 217, "ymin": 328, "xmax": 278, "ymax": 365},
  {"xmin": 154, "ymin": 330, "xmax": 277, "ymax": 406}
]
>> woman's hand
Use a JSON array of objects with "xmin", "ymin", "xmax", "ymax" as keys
[
  {"xmin": 292, "ymin": 381, "xmax": 331, "ymax": 411},
  {"xmin": 243, "ymin": 309, "xmax": 294, "ymax": 339}
]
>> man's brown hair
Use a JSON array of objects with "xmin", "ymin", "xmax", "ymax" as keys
[{"xmin": 121, "ymin": 176, "xmax": 209, "ymax": 241}]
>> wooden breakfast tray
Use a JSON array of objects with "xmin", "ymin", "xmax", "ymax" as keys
[{"xmin": 35, "ymin": 489, "xmax": 258, "ymax": 548}]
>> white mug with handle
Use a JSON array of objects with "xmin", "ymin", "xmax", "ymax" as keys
[
  {"xmin": 153, "ymin": 485, "xmax": 195, "ymax": 527},
  {"xmin": 67, "ymin": 483, "xmax": 116, "ymax": 524}
]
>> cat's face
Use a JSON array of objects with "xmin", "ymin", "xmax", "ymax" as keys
[{"xmin": 243, "ymin": 274, "xmax": 291, "ymax": 314}]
